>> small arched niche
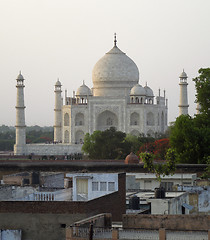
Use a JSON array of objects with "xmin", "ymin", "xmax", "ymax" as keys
[
  {"xmin": 64, "ymin": 130, "xmax": 69, "ymax": 143},
  {"xmin": 64, "ymin": 113, "xmax": 69, "ymax": 126},
  {"xmin": 130, "ymin": 112, "xmax": 140, "ymax": 126},
  {"xmin": 147, "ymin": 129, "xmax": 154, "ymax": 137},
  {"xmin": 75, "ymin": 113, "xmax": 84, "ymax": 126},
  {"xmin": 147, "ymin": 112, "xmax": 154, "ymax": 126},
  {"xmin": 75, "ymin": 130, "xmax": 85, "ymax": 144}
]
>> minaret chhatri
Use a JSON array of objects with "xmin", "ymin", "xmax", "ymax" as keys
[
  {"xmin": 178, "ymin": 70, "xmax": 189, "ymax": 115},
  {"xmin": 54, "ymin": 79, "xmax": 62, "ymax": 142},
  {"xmin": 14, "ymin": 72, "xmax": 26, "ymax": 155}
]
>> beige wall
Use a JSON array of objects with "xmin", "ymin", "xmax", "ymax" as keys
[
  {"xmin": 0, "ymin": 213, "xmax": 86, "ymax": 240},
  {"xmin": 122, "ymin": 214, "xmax": 210, "ymax": 231}
]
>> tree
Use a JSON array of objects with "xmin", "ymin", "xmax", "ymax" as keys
[
  {"xmin": 170, "ymin": 115, "xmax": 197, "ymax": 164},
  {"xmin": 169, "ymin": 114, "xmax": 210, "ymax": 164},
  {"xmin": 125, "ymin": 134, "xmax": 141, "ymax": 153},
  {"xmin": 139, "ymin": 148, "xmax": 176, "ymax": 184},
  {"xmin": 201, "ymin": 157, "xmax": 210, "ymax": 179},
  {"xmin": 137, "ymin": 138, "xmax": 170, "ymax": 160},
  {"xmin": 82, "ymin": 127, "xmax": 131, "ymax": 159},
  {"xmin": 0, "ymin": 125, "xmax": 53, "ymax": 151},
  {"xmin": 193, "ymin": 68, "xmax": 210, "ymax": 117}
]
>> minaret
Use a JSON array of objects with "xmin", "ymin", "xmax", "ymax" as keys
[
  {"xmin": 54, "ymin": 79, "xmax": 62, "ymax": 142},
  {"xmin": 178, "ymin": 70, "xmax": 189, "ymax": 115},
  {"xmin": 14, "ymin": 72, "xmax": 26, "ymax": 155}
]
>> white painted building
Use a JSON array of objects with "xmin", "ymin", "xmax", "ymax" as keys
[
  {"xmin": 147, "ymin": 192, "xmax": 190, "ymax": 214},
  {"xmin": 66, "ymin": 173, "xmax": 119, "ymax": 201},
  {"xmin": 126, "ymin": 173, "xmax": 197, "ymax": 191},
  {"xmin": 127, "ymin": 191, "xmax": 191, "ymax": 215}
]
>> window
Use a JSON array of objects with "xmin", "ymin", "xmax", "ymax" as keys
[
  {"xmin": 100, "ymin": 182, "xmax": 107, "ymax": 191},
  {"xmin": 92, "ymin": 182, "xmax": 98, "ymax": 191},
  {"xmin": 183, "ymin": 182, "xmax": 191, "ymax": 185},
  {"xmin": 161, "ymin": 182, "xmax": 173, "ymax": 191},
  {"xmin": 144, "ymin": 180, "xmax": 151, "ymax": 189},
  {"xmin": 108, "ymin": 182, "xmax": 115, "ymax": 191},
  {"xmin": 106, "ymin": 117, "xmax": 113, "ymax": 126}
]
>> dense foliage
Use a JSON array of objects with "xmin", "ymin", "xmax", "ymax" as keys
[
  {"xmin": 169, "ymin": 114, "xmax": 210, "ymax": 164},
  {"xmin": 82, "ymin": 127, "xmax": 131, "ymax": 159},
  {"xmin": 193, "ymin": 68, "xmax": 210, "ymax": 117},
  {"xmin": 0, "ymin": 125, "xmax": 53, "ymax": 151},
  {"xmin": 82, "ymin": 127, "xmax": 169, "ymax": 160}
]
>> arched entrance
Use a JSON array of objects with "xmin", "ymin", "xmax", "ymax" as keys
[
  {"xmin": 64, "ymin": 130, "xmax": 69, "ymax": 143},
  {"xmin": 130, "ymin": 112, "xmax": 140, "ymax": 126},
  {"xmin": 97, "ymin": 110, "xmax": 118, "ymax": 131},
  {"xmin": 75, "ymin": 130, "xmax": 85, "ymax": 144}
]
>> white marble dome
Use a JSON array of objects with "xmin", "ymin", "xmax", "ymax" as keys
[
  {"xmin": 76, "ymin": 82, "xmax": 92, "ymax": 96},
  {"xmin": 55, "ymin": 79, "xmax": 61, "ymax": 86},
  {"xmin": 92, "ymin": 45, "xmax": 139, "ymax": 97},
  {"xmin": 130, "ymin": 84, "xmax": 146, "ymax": 96},
  {"xmin": 144, "ymin": 85, "xmax": 154, "ymax": 97},
  {"xmin": 17, "ymin": 72, "xmax": 24, "ymax": 80},
  {"xmin": 179, "ymin": 70, "xmax": 188, "ymax": 78}
]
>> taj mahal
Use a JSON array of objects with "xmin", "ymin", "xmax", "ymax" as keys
[{"xmin": 14, "ymin": 35, "xmax": 189, "ymax": 155}]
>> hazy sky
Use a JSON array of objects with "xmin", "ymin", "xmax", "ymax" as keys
[{"xmin": 0, "ymin": 0, "xmax": 209, "ymax": 126}]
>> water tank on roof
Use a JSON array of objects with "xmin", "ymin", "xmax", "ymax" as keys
[
  {"xmin": 155, "ymin": 187, "xmax": 165, "ymax": 199},
  {"xmin": 129, "ymin": 195, "xmax": 140, "ymax": 210}
]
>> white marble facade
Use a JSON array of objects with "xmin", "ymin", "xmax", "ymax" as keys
[
  {"xmin": 57, "ymin": 40, "xmax": 168, "ymax": 145},
  {"xmin": 14, "ymin": 38, "xmax": 168, "ymax": 155}
]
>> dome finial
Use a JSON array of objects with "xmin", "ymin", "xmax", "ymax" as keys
[{"xmin": 114, "ymin": 33, "xmax": 117, "ymax": 46}]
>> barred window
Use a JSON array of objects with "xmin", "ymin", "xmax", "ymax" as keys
[
  {"xmin": 100, "ymin": 182, "xmax": 107, "ymax": 191},
  {"xmin": 108, "ymin": 182, "xmax": 115, "ymax": 191},
  {"xmin": 92, "ymin": 182, "xmax": 99, "ymax": 191}
]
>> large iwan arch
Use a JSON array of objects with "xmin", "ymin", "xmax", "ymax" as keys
[{"xmin": 97, "ymin": 110, "xmax": 118, "ymax": 131}]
